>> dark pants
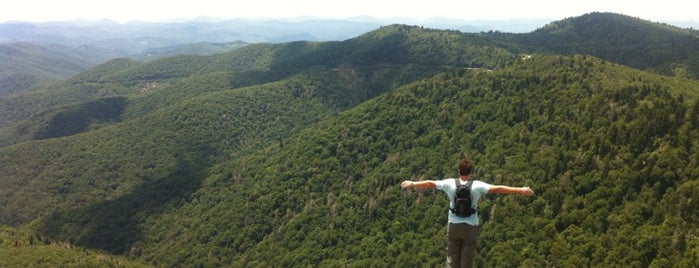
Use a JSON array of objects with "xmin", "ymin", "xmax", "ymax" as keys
[{"xmin": 446, "ymin": 223, "xmax": 479, "ymax": 268}]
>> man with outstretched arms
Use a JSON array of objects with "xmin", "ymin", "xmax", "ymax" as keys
[{"xmin": 401, "ymin": 158, "xmax": 534, "ymax": 268}]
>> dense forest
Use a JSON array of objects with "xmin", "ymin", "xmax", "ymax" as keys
[{"xmin": 0, "ymin": 12, "xmax": 698, "ymax": 267}]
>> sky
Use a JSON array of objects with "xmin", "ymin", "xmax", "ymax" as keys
[{"xmin": 1, "ymin": 0, "xmax": 696, "ymax": 23}]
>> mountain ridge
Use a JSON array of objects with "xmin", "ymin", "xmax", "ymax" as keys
[{"xmin": 514, "ymin": 12, "xmax": 699, "ymax": 79}]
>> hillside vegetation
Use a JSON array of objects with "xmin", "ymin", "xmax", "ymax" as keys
[
  {"xmin": 0, "ymin": 12, "xmax": 698, "ymax": 267},
  {"xmin": 0, "ymin": 226, "xmax": 152, "ymax": 267}
]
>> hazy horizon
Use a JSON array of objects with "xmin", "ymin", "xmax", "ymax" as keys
[{"xmin": 2, "ymin": 0, "xmax": 695, "ymax": 25}]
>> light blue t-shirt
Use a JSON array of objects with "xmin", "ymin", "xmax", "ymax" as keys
[{"xmin": 435, "ymin": 178, "xmax": 492, "ymax": 226}]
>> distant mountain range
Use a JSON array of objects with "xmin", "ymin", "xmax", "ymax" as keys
[
  {"xmin": 0, "ymin": 17, "xmax": 552, "ymax": 50},
  {"xmin": 2, "ymin": 16, "xmax": 695, "ymax": 49},
  {"xmin": 1, "ymin": 15, "xmax": 696, "ymax": 96}
]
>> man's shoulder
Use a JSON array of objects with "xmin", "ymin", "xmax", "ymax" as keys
[
  {"xmin": 434, "ymin": 178, "xmax": 457, "ymax": 188},
  {"xmin": 472, "ymin": 180, "xmax": 492, "ymax": 191}
]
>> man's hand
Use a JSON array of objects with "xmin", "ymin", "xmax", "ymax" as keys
[
  {"xmin": 521, "ymin": 186, "xmax": 535, "ymax": 196},
  {"xmin": 401, "ymin": 180, "xmax": 414, "ymax": 189}
]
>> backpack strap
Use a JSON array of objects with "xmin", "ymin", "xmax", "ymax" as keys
[
  {"xmin": 454, "ymin": 178, "xmax": 473, "ymax": 188},
  {"xmin": 451, "ymin": 178, "xmax": 459, "ymax": 211}
]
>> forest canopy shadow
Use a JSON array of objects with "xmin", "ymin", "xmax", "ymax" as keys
[
  {"xmin": 34, "ymin": 96, "xmax": 128, "ymax": 140},
  {"xmin": 36, "ymin": 152, "xmax": 209, "ymax": 254}
]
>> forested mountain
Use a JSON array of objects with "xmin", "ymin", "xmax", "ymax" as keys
[
  {"xmin": 0, "ymin": 25, "xmax": 515, "ymax": 147},
  {"xmin": 0, "ymin": 12, "xmax": 698, "ymax": 267},
  {"xmin": 504, "ymin": 12, "xmax": 699, "ymax": 79}
]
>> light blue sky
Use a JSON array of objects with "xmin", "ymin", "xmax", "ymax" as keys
[{"xmin": 2, "ymin": 0, "xmax": 695, "ymax": 23}]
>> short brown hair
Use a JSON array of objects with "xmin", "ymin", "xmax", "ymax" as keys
[{"xmin": 458, "ymin": 159, "xmax": 473, "ymax": 176}]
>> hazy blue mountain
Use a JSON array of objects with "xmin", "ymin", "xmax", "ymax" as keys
[
  {"xmin": 131, "ymin": 41, "xmax": 249, "ymax": 61},
  {"xmin": 0, "ymin": 42, "xmax": 125, "ymax": 95},
  {"xmin": 0, "ymin": 17, "xmax": 555, "ymax": 50},
  {"xmin": 2, "ymin": 16, "xmax": 695, "ymax": 50},
  {"xmin": 0, "ymin": 19, "xmax": 377, "ymax": 54}
]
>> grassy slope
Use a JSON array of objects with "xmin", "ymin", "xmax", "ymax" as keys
[{"xmin": 0, "ymin": 226, "xmax": 152, "ymax": 268}]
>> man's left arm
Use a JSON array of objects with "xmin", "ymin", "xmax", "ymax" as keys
[
  {"xmin": 488, "ymin": 185, "xmax": 534, "ymax": 196},
  {"xmin": 401, "ymin": 180, "xmax": 437, "ymax": 189}
]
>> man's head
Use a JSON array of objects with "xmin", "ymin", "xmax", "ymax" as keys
[{"xmin": 458, "ymin": 158, "xmax": 473, "ymax": 176}]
